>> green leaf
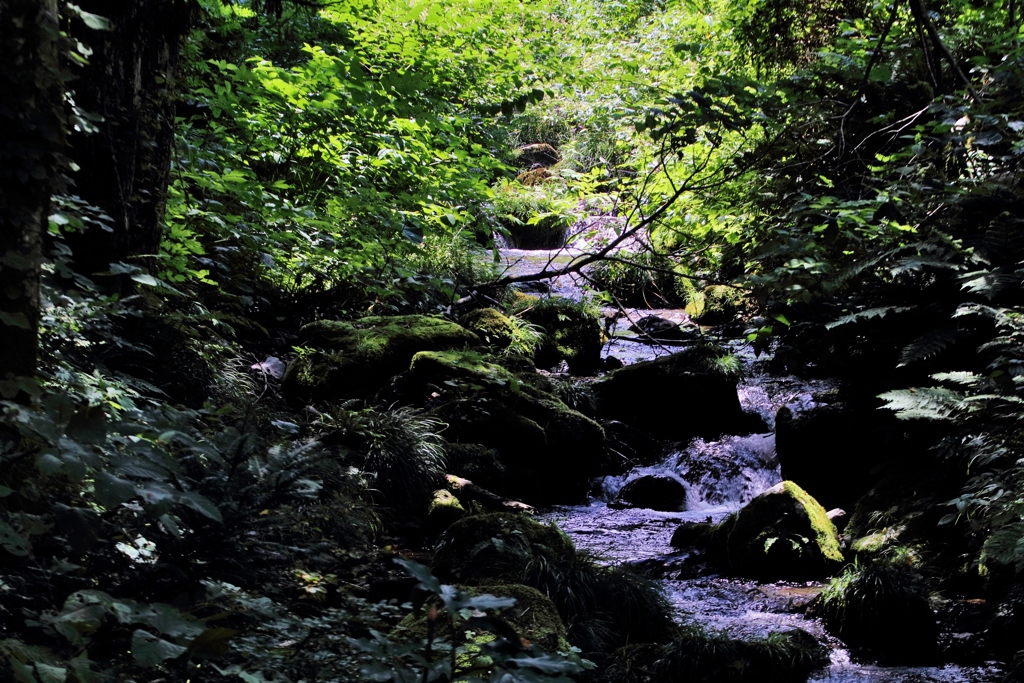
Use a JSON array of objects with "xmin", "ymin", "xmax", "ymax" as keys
[
  {"xmin": 94, "ymin": 471, "xmax": 137, "ymax": 509},
  {"xmin": 178, "ymin": 491, "xmax": 223, "ymax": 522},
  {"xmin": 130, "ymin": 273, "xmax": 161, "ymax": 287},
  {"xmin": 0, "ymin": 312, "xmax": 31, "ymax": 330},
  {"xmin": 131, "ymin": 630, "xmax": 188, "ymax": 666},
  {"xmin": 67, "ymin": 4, "xmax": 112, "ymax": 30}
]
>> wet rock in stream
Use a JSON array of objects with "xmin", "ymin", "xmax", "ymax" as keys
[
  {"xmin": 617, "ymin": 475, "xmax": 688, "ymax": 511},
  {"xmin": 593, "ymin": 343, "xmax": 749, "ymax": 439}
]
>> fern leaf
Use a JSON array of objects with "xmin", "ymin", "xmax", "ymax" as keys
[
  {"xmin": 898, "ymin": 328, "xmax": 959, "ymax": 366},
  {"xmin": 931, "ymin": 371, "xmax": 987, "ymax": 387},
  {"xmin": 960, "ymin": 270, "xmax": 1023, "ymax": 299},
  {"xmin": 825, "ymin": 306, "xmax": 913, "ymax": 330},
  {"xmin": 890, "ymin": 256, "xmax": 963, "ymax": 276},
  {"xmin": 878, "ymin": 387, "xmax": 963, "ymax": 420}
]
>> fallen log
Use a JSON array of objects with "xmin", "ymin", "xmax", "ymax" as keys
[{"xmin": 445, "ymin": 474, "xmax": 533, "ymax": 512}]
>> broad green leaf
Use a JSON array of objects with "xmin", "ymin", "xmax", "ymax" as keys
[{"xmin": 131, "ymin": 629, "xmax": 188, "ymax": 666}]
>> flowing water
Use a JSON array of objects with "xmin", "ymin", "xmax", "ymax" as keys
[{"xmin": 500, "ymin": 246, "xmax": 1005, "ymax": 682}]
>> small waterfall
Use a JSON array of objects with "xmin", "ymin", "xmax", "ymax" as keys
[{"xmin": 598, "ymin": 433, "xmax": 780, "ymax": 511}]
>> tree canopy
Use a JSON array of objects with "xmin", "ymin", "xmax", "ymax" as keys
[{"xmin": 2, "ymin": 0, "xmax": 1024, "ymax": 679}]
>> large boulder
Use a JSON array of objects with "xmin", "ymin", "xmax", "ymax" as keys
[
  {"xmin": 603, "ymin": 628, "xmax": 829, "ymax": 683},
  {"xmin": 684, "ymin": 284, "xmax": 749, "ymax": 325},
  {"xmin": 711, "ymin": 480, "xmax": 844, "ymax": 580},
  {"xmin": 411, "ymin": 350, "xmax": 606, "ymax": 504},
  {"xmin": 593, "ymin": 344, "xmax": 747, "ymax": 439},
  {"xmin": 282, "ymin": 315, "xmax": 479, "ymax": 401},
  {"xmin": 391, "ymin": 582, "xmax": 571, "ymax": 654},
  {"xmin": 433, "ymin": 513, "xmax": 675, "ymax": 653},
  {"xmin": 775, "ymin": 400, "xmax": 893, "ymax": 510},
  {"xmin": 617, "ymin": 475, "xmax": 688, "ymax": 511},
  {"xmin": 517, "ymin": 297, "xmax": 603, "ymax": 374},
  {"xmin": 459, "ymin": 308, "xmax": 517, "ymax": 350},
  {"xmin": 434, "ymin": 513, "xmax": 576, "ymax": 585}
]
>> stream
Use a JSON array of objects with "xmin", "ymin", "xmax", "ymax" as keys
[{"xmin": 497, "ymin": 247, "xmax": 1005, "ymax": 682}]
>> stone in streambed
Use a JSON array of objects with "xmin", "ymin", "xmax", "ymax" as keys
[
  {"xmin": 716, "ymin": 480, "xmax": 844, "ymax": 580},
  {"xmin": 617, "ymin": 475, "xmax": 687, "ymax": 511},
  {"xmin": 593, "ymin": 343, "xmax": 748, "ymax": 439}
]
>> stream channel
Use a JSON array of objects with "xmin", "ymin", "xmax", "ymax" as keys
[{"xmin": 497, "ymin": 246, "xmax": 1004, "ymax": 683}]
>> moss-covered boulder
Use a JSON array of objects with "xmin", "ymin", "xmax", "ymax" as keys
[
  {"xmin": 684, "ymin": 285, "xmax": 749, "ymax": 325},
  {"xmin": 283, "ymin": 315, "xmax": 479, "ymax": 401},
  {"xmin": 428, "ymin": 386, "xmax": 606, "ymax": 505},
  {"xmin": 817, "ymin": 561, "xmax": 937, "ymax": 664},
  {"xmin": 410, "ymin": 350, "xmax": 519, "ymax": 388},
  {"xmin": 459, "ymin": 308, "xmax": 517, "ymax": 350},
  {"xmin": 593, "ymin": 344, "xmax": 747, "ymax": 439},
  {"xmin": 713, "ymin": 481, "xmax": 844, "ymax": 580},
  {"xmin": 434, "ymin": 513, "xmax": 575, "ymax": 585},
  {"xmin": 601, "ymin": 627, "xmax": 829, "ymax": 683},
  {"xmin": 392, "ymin": 583, "xmax": 570, "ymax": 653},
  {"xmin": 433, "ymin": 513, "xmax": 675, "ymax": 653},
  {"xmin": 444, "ymin": 443, "xmax": 507, "ymax": 492},
  {"xmin": 426, "ymin": 489, "xmax": 466, "ymax": 534},
  {"xmin": 517, "ymin": 297, "xmax": 602, "ymax": 374}
]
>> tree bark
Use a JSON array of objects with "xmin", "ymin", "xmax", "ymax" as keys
[
  {"xmin": 0, "ymin": 0, "xmax": 64, "ymax": 397},
  {"xmin": 64, "ymin": 0, "xmax": 193, "ymax": 284}
]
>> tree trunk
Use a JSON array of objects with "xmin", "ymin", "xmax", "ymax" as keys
[
  {"xmin": 64, "ymin": 0, "xmax": 193, "ymax": 285},
  {"xmin": 0, "ymin": 0, "xmax": 64, "ymax": 398}
]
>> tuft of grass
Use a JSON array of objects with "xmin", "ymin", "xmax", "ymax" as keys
[{"xmin": 358, "ymin": 407, "xmax": 447, "ymax": 514}]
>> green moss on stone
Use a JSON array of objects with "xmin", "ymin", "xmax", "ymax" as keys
[
  {"xmin": 685, "ymin": 285, "xmax": 749, "ymax": 325},
  {"xmin": 715, "ymin": 480, "xmax": 843, "ymax": 580},
  {"xmin": 283, "ymin": 315, "xmax": 479, "ymax": 401},
  {"xmin": 460, "ymin": 308, "xmax": 516, "ymax": 349}
]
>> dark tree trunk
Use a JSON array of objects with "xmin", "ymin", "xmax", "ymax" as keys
[
  {"xmin": 65, "ymin": 0, "xmax": 193, "ymax": 284},
  {"xmin": 0, "ymin": 0, "xmax": 64, "ymax": 397}
]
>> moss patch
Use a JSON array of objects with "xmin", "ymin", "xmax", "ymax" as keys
[
  {"xmin": 282, "ymin": 315, "xmax": 479, "ymax": 401},
  {"xmin": 459, "ymin": 308, "xmax": 516, "ymax": 349},
  {"xmin": 715, "ymin": 480, "xmax": 844, "ymax": 580},
  {"xmin": 685, "ymin": 284, "xmax": 749, "ymax": 325}
]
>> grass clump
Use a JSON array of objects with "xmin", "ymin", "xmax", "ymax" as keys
[{"xmin": 817, "ymin": 559, "xmax": 937, "ymax": 663}]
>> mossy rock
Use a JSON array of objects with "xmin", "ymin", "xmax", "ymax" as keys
[
  {"xmin": 517, "ymin": 297, "xmax": 602, "ymax": 374},
  {"xmin": 444, "ymin": 443, "xmax": 507, "ymax": 492},
  {"xmin": 392, "ymin": 583, "xmax": 570, "ymax": 657},
  {"xmin": 283, "ymin": 315, "xmax": 479, "ymax": 401},
  {"xmin": 817, "ymin": 561, "xmax": 937, "ymax": 663},
  {"xmin": 515, "ymin": 167, "xmax": 554, "ymax": 186},
  {"xmin": 601, "ymin": 627, "xmax": 829, "ymax": 683},
  {"xmin": 593, "ymin": 344, "xmax": 746, "ymax": 439},
  {"xmin": 459, "ymin": 308, "xmax": 516, "ymax": 350},
  {"xmin": 434, "ymin": 513, "xmax": 575, "ymax": 585},
  {"xmin": 410, "ymin": 350, "xmax": 519, "ymax": 388},
  {"xmin": 433, "ymin": 514, "xmax": 674, "ymax": 653},
  {"xmin": 670, "ymin": 521, "xmax": 718, "ymax": 549},
  {"xmin": 429, "ymin": 385, "xmax": 605, "ymax": 504},
  {"xmin": 714, "ymin": 481, "xmax": 844, "ymax": 580},
  {"xmin": 426, "ymin": 489, "xmax": 466, "ymax": 534},
  {"xmin": 684, "ymin": 285, "xmax": 748, "ymax": 325}
]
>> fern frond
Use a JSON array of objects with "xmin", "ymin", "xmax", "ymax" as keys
[
  {"xmin": 890, "ymin": 256, "xmax": 963, "ymax": 276},
  {"xmin": 960, "ymin": 270, "xmax": 1023, "ymax": 299},
  {"xmin": 952, "ymin": 303, "xmax": 1015, "ymax": 326},
  {"xmin": 898, "ymin": 328, "xmax": 959, "ymax": 366},
  {"xmin": 981, "ymin": 521, "xmax": 1024, "ymax": 573},
  {"xmin": 930, "ymin": 371, "xmax": 987, "ymax": 387},
  {"xmin": 878, "ymin": 387, "xmax": 964, "ymax": 420},
  {"xmin": 825, "ymin": 306, "xmax": 914, "ymax": 330}
]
